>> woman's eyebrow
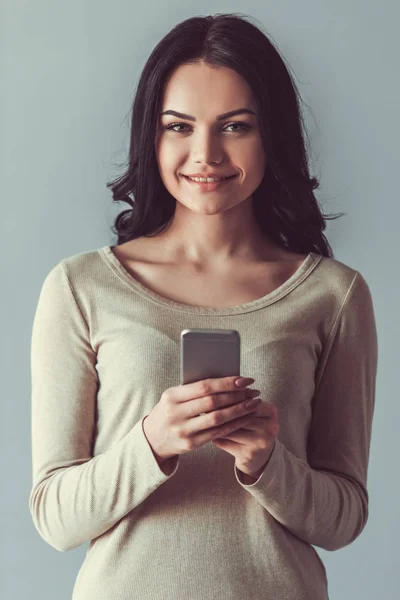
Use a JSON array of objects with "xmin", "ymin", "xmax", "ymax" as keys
[{"xmin": 160, "ymin": 108, "xmax": 257, "ymax": 121}]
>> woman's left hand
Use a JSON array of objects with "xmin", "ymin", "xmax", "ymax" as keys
[{"xmin": 212, "ymin": 400, "xmax": 279, "ymax": 479}]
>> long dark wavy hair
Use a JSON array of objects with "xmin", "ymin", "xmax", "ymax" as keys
[{"xmin": 107, "ymin": 12, "xmax": 344, "ymax": 257}]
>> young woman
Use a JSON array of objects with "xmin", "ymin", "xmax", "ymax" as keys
[{"xmin": 29, "ymin": 13, "xmax": 378, "ymax": 600}]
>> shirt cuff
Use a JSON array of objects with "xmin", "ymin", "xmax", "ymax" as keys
[{"xmin": 235, "ymin": 438, "xmax": 280, "ymax": 487}]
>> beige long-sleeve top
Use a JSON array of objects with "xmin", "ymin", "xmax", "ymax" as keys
[{"xmin": 29, "ymin": 245, "xmax": 378, "ymax": 600}]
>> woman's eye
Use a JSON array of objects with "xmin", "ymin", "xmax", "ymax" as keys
[{"xmin": 164, "ymin": 122, "xmax": 251, "ymax": 133}]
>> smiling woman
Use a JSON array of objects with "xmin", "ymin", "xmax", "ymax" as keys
[
  {"xmin": 29, "ymin": 11, "xmax": 377, "ymax": 600},
  {"xmin": 106, "ymin": 13, "xmax": 344, "ymax": 257}
]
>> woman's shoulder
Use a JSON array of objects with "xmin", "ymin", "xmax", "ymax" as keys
[
  {"xmin": 308, "ymin": 251, "xmax": 374, "ymax": 307},
  {"xmin": 42, "ymin": 246, "xmax": 110, "ymax": 293}
]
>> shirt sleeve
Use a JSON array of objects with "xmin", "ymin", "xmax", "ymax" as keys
[
  {"xmin": 28, "ymin": 261, "xmax": 179, "ymax": 552},
  {"xmin": 234, "ymin": 271, "xmax": 378, "ymax": 552}
]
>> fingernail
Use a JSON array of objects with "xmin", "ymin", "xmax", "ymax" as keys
[
  {"xmin": 246, "ymin": 389, "xmax": 260, "ymax": 398},
  {"xmin": 245, "ymin": 398, "xmax": 261, "ymax": 410},
  {"xmin": 235, "ymin": 377, "xmax": 255, "ymax": 387}
]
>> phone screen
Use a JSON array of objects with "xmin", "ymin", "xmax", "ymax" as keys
[{"xmin": 180, "ymin": 329, "xmax": 240, "ymax": 385}]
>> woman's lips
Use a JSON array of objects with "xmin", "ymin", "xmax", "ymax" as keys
[
  {"xmin": 182, "ymin": 174, "xmax": 238, "ymax": 192},
  {"xmin": 183, "ymin": 174, "xmax": 237, "ymax": 180}
]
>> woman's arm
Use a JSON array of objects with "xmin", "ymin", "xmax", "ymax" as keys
[
  {"xmin": 235, "ymin": 271, "xmax": 378, "ymax": 551},
  {"xmin": 29, "ymin": 261, "xmax": 178, "ymax": 552}
]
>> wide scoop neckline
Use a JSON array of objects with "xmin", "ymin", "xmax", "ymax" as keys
[{"xmin": 99, "ymin": 245, "xmax": 322, "ymax": 315}]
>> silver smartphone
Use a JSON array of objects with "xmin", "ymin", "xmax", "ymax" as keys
[{"xmin": 180, "ymin": 329, "xmax": 241, "ymax": 386}]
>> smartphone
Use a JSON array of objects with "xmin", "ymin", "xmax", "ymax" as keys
[{"xmin": 180, "ymin": 329, "xmax": 241, "ymax": 386}]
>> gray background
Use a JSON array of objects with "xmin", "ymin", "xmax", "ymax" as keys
[{"xmin": 2, "ymin": 1, "xmax": 398, "ymax": 598}]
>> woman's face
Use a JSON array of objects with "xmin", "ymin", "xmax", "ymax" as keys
[{"xmin": 155, "ymin": 62, "xmax": 267, "ymax": 216}]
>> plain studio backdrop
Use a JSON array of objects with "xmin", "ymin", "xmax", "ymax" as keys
[{"xmin": 1, "ymin": 1, "xmax": 398, "ymax": 599}]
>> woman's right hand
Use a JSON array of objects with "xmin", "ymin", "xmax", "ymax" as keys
[{"xmin": 142, "ymin": 376, "xmax": 261, "ymax": 462}]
